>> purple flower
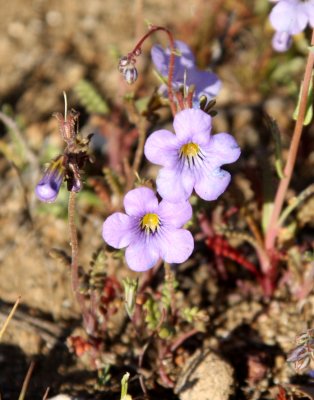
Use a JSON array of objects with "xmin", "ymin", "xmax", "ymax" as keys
[
  {"xmin": 102, "ymin": 187, "xmax": 193, "ymax": 272},
  {"xmin": 144, "ymin": 109, "xmax": 240, "ymax": 203},
  {"xmin": 35, "ymin": 155, "xmax": 65, "ymax": 203},
  {"xmin": 272, "ymin": 31, "xmax": 293, "ymax": 52},
  {"xmin": 269, "ymin": 0, "xmax": 314, "ymax": 51},
  {"xmin": 151, "ymin": 40, "xmax": 221, "ymax": 105}
]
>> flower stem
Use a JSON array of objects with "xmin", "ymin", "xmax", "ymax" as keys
[
  {"xmin": 130, "ymin": 25, "xmax": 177, "ymax": 116},
  {"xmin": 265, "ymin": 30, "xmax": 314, "ymax": 253},
  {"xmin": 68, "ymin": 191, "xmax": 90, "ymax": 327}
]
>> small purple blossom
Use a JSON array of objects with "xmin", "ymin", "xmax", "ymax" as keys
[
  {"xmin": 272, "ymin": 31, "xmax": 293, "ymax": 52},
  {"xmin": 151, "ymin": 40, "xmax": 221, "ymax": 105},
  {"xmin": 102, "ymin": 187, "xmax": 194, "ymax": 272},
  {"xmin": 269, "ymin": 0, "xmax": 314, "ymax": 52},
  {"xmin": 144, "ymin": 109, "xmax": 240, "ymax": 203},
  {"xmin": 35, "ymin": 155, "xmax": 65, "ymax": 203}
]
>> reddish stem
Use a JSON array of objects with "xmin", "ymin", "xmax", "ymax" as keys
[
  {"xmin": 68, "ymin": 192, "xmax": 96, "ymax": 334},
  {"xmin": 265, "ymin": 30, "xmax": 314, "ymax": 253},
  {"xmin": 129, "ymin": 25, "xmax": 177, "ymax": 116},
  {"xmin": 170, "ymin": 328, "xmax": 199, "ymax": 353}
]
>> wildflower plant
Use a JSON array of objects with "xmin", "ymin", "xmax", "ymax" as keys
[
  {"xmin": 25, "ymin": 5, "xmax": 314, "ymax": 397},
  {"xmin": 103, "ymin": 24, "xmax": 240, "ymax": 275}
]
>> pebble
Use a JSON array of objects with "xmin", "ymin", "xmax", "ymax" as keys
[{"xmin": 175, "ymin": 349, "xmax": 234, "ymax": 400}]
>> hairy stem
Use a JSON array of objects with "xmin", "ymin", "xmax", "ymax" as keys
[
  {"xmin": 68, "ymin": 192, "xmax": 90, "ymax": 327},
  {"xmin": 265, "ymin": 30, "xmax": 314, "ymax": 253}
]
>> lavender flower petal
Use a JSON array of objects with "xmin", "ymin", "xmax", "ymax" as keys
[
  {"xmin": 269, "ymin": 0, "xmax": 308, "ymax": 35},
  {"xmin": 156, "ymin": 167, "xmax": 195, "ymax": 203},
  {"xmin": 124, "ymin": 187, "xmax": 158, "ymax": 217},
  {"xmin": 272, "ymin": 31, "xmax": 292, "ymax": 52},
  {"xmin": 151, "ymin": 44, "xmax": 169, "ymax": 77},
  {"xmin": 125, "ymin": 239, "xmax": 160, "ymax": 272},
  {"xmin": 204, "ymin": 132, "xmax": 241, "ymax": 168},
  {"xmin": 305, "ymin": 1, "xmax": 314, "ymax": 26},
  {"xmin": 194, "ymin": 168, "xmax": 231, "ymax": 201},
  {"xmin": 188, "ymin": 70, "xmax": 221, "ymax": 102},
  {"xmin": 102, "ymin": 213, "xmax": 135, "ymax": 249},
  {"xmin": 35, "ymin": 156, "xmax": 65, "ymax": 203},
  {"xmin": 35, "ymin": 181, "xmax": 60, "ymax": 203},
  {"xmin": 151, "ymin": 40, "xmax": 195, "ymax": 79},
  {"xmin": 158, "ymin": 228, "xmax": 194, "ymax": 263},
  {"xmin": 158, "ymin": 199, "xmax": 192, "ymax": 228},
  {"xmin": 144, "ymin": 130, "xmax": 179, "ymax": 167},
  {"xmin": 173, "ymin": 109, "xmax": 212, "ymax": 145},
  {"xmin": 172, "ymin": 40, "xmax": 196, "ymax": 69}
]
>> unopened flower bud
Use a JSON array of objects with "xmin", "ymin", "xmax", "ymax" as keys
[
  {"xmin": 118, "ymin": 56, "xmax": 138, "ymax": 85},
  {"xmin": 35, "ymin": 155, "xmax": 65, "ymax": 203},
  {"xmin": 123, "ymin": 65, "xmax": 138, "ymax": 85}
]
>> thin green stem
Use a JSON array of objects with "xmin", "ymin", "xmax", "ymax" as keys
[
  {"xmin": 265, "ymin": 29, "xmax": 314, "ymax": 254},
  {"xmin": 278, "ymin": 183, "xmax": 314, "ymax": 227}
]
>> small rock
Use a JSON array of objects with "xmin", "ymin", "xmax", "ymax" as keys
[{"xmin": 175, "ymin": 349, "xmax": 234, "ymax": 400}]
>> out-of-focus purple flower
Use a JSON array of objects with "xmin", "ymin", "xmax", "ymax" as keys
[
  {"xmin": 35, "ymin": 155, "xmax": 65, "ymax": 203},
  {"xmin": 269, "ymin": 0, "xmax": 314, "ymax": 52},
  {"xmin": 144, "ymin": 109, "xmax": 240, "ymax": 203},
  {"xmin": 151, "ymin": 40, "xmax": 221, "ymax": 105},
  {"xmin": 272, "ymin": 31, "xmax": 293, "ymax": 52},
  {"xmin": 102, "ymin": 187, "xmax": 193, "ymax": 272}
]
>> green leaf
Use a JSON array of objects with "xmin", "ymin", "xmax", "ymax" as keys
[
  {"xmin": 74, "ymin": 79, "xmax": 109, "ymax": 115},
  {"xmin": 120, "ymin": 373, "xmax": 132, "ymax": 400}
]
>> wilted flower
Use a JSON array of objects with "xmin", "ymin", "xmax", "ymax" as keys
[
  {"xmin": 144, "ymin": 108, "xmax": 240, "ymax": 203},
  {"xmin": 151, "ymin": 40, "xmax": 221, "ymax": 105},
  {"xmin": 35, "ymin": 110, "xmax": 92, "ymax": 203},
  {"xmin": 35, "ymin": 155, "xmax": 65, "ymax": 203},
  {"xmin": 269, "ymin": 0, "xmax": 314, "ymax": 52},
  {"xmin": 102, "ymin": 187, "xmax": 194, "ymax": 272}
]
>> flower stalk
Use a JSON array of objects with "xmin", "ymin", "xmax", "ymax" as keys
[
  {"xmin": 265, "ymin": 29, "xmax": 314, "ymax": 254},
  {"xmin": 122, "ymin": 25, "xmax": 177, "ymax": 115}
]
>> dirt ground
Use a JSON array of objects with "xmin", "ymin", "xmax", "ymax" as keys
[{"xmin": 1, "ymin": 0, "xmax": 314, "ymax": 399}]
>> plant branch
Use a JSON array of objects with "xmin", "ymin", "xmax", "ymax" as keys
[
  {"xmin": 265, "ymin": 30, "xmax": 314, "ymax": 252},
  {"xmin": 68, "ymin": 192, "xmax": 92, "ymax": 330}
]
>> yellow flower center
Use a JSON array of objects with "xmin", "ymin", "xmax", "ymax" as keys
[
  {"xmin": 141, "ymin": 213, "xmax": 160, "ymax": 233},
  {"xmin": 180, "ymin": 142, "xmax": 200, "ymax": 157}
]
